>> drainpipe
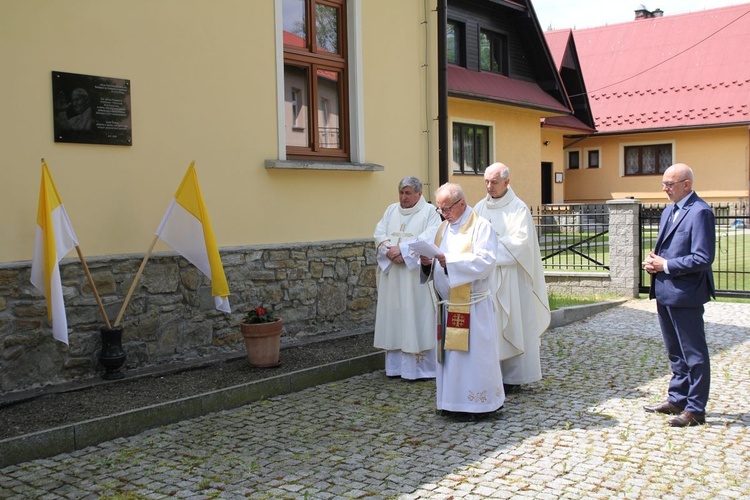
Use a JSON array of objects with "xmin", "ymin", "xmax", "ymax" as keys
[
  {"xmin": 423, "ymin": 0, "xmax": 433, "ymax": 202},
  {"xmin": 438, "ymin": 0, "xmax": 448, "ymax": 186}
]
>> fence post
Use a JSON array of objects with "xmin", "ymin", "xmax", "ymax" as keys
[{"xmin": 606, "ymin": 198, "xmax": 642, "ymax": 298}]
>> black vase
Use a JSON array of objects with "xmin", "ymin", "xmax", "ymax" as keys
[{"xmin": 99, "ymin": 326, "xmax": 127, "ymax": 380}]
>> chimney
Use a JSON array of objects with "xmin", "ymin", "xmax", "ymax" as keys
[{"xmin": 635, "ymin": 5, "xmax": 663, "ymax": 20}]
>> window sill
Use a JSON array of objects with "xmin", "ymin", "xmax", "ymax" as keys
[{"xmin": 265, "ymin": 159, "xmax": 384, "ymax": 171}]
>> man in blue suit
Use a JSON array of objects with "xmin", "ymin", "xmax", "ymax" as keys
[{"xmin": 642, "ymin": 163, "xmax": 715, "ymax": 427}]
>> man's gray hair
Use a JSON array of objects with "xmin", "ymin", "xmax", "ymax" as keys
[
  {"xmin": 399, "ymin": 176, "xmax": 423, "ymax": 192},
  {"xmin": 435, "ymin": 182, "xmax": 465, "ymax": 202},
  {"xmin": 486, "ymin": 162, "xmax": 510, "ymax": 179}
]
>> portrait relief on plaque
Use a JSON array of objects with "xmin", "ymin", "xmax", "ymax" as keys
[{"xmin": 52, "ymin": 71, "xmax": 132, "ymax": 146}]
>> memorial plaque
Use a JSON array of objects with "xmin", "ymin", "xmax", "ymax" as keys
[{"xmin": 52, "ymin": 71, "xmax": 132, "ymax": 146}]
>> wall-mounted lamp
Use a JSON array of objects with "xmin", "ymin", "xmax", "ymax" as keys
[{"xmin": 543, "ymin": 141, "xmax": 551, "ymax": 146}]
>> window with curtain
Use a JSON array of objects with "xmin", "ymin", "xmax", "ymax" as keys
[
  {"xmin": 624, "ymin": 144, "xmax": 672, "ymax": 175},
  {"xmin": 479, "ymin": 29, "xmax": 508, "ymax": 75}
]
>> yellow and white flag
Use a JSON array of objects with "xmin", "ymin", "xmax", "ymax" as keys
[
  {"xmin": 156, "ymin": 162, "xmax": 231, "ymax": 312},
  {"xmin": 30, "ymin": 161, "xmax": 79, "ymax": 344}
]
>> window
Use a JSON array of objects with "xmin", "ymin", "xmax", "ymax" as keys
[
  {"xmin": 586, "ymin": 148, "xmax": 600, "ymax": 169},
  {"xmin": 452, "ymin": 122, "xmax": 490, "ymax": 174},
  {"xmin": 291, "ymin": 88, "xmax": 303, "ymax": 129},
  {"xmin": 567, "ymin": 150, "xmax": 580, "ymax": 170},
  {"xmin": 282, "ymin": 0, "xmax": 348, "ymax": 161},
  {"xmin": 479, "ymin": 30, "xmax": 507, "ymax": 75},
  {"xmin": 447, "ymin": 20, "xmax": 464, "ymax": 66},
  {"xmin": 624, "ymin": 144, "xmax": 672, "ymax": 175}
]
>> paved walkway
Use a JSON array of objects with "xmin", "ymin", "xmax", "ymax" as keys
[{"xmin": 1, "ymin": 299, "xmax": 749, "ymax": 499}]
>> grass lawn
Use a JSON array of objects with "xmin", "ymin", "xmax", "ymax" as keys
[{"xmin": 548, "ymin": 293, "xmax": 615, "ymax": 310}]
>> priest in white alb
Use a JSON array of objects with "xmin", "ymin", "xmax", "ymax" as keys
[
  {"xmin": 474, "ymin": 163, "xmax": 551, "ymax": 391},
  {"xmin": 373, "ymin": 176, "xmax": 442, "ymax": 379},
  {"xmin": 419, "ymin": 183, "xmax": 504, "ymax": 420}
]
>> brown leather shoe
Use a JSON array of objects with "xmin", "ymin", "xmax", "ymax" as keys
[
  {"xmin": 643, "ymin": 400, "xmax": 682, "ymax": 415},
  {"xmin": 668, "ymin": 411, "xmax": 706, "ymax": 427}
]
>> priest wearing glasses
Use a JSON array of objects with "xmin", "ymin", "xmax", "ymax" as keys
[{"xmin": 419, "ymin": 183, "xmax": 505, "ymax": 421}]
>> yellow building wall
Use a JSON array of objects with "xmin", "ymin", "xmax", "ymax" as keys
[
  {"xmin": 447, "ymin": 98, "xmax": 546, "ymax": 207},
  {"xmin": 0, "ymin": 0, "xmax": 439, "ymax": 263},
  {"xmin": 563, "ymin": 127, "xmax": 749, "ymax": 204}
]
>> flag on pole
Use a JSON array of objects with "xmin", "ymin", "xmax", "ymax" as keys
[
  {"xmin": 156, "ymin": 162, "xmax": 231, "ymax": 312},
  {"xmin": 30, "ymin": 161, "xmax": 79, "ymax": 344}
]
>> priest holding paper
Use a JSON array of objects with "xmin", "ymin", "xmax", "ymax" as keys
[
  {"xmin": 373, "ymin": 177, "xmax": 442, "ymax": 379},
  {"xmin": 420, "ymin": 183, "xmax": 505, "ymax": 420},
  {"xmin": 474, "ymin": 163, "xmax": 550, "ymax": 392}
]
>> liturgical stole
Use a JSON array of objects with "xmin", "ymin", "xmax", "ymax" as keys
[{"xmin": 434, "ymin": 210, "xmax": 479, "ymax": 351}]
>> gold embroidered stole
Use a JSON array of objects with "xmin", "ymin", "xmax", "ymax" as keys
[{"xmin": 434, "ymin": 210, "xmax": 478, "ymax": 351}]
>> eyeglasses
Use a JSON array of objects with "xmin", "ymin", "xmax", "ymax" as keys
[
  {"xmin": 436, "ymin": 199, "xmax": 463, "ymax": 214},
  {"xmin": 661, "ymin": 179, "xmax": 688, "ymax": 188}
]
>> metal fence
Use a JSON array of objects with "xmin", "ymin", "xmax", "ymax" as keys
[
  {"xmin": 532, "ymin": 203, "xmax": 610, "ymax": 271},
  {"xmin": 639, "ymin": 202, "xmax": 750, "ymax": 298}
]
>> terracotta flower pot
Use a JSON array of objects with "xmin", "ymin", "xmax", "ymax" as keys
[{"xmin": 240, "ymin": 319, "xmax": 282, "ymax": 367}]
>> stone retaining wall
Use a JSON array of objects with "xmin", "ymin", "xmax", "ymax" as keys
[{"xmin": 0, "ymin": 239, "xmax": 377, "ymax": 393}]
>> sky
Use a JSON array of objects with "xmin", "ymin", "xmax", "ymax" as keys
[{"xmin": 532, "ymin": 0, "xmax": 747, "ymax": 30}]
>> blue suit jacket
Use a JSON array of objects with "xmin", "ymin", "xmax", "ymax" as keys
[{"xmin": 649, "ymin": 192, "xmax": 715, "ymax": 307}]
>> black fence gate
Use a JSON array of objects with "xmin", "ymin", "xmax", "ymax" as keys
[
  {"xmin": 533, "ymin": 204, "xmax": 609, "ymax": 272},
  {"xmin": 639, "ymin": 203, "xmax": 750, "ymax": 298}
]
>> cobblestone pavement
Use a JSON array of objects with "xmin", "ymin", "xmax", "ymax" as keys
[{"xmin": 1, "ymin": 299, "xmax": 749, "ymax": 499}]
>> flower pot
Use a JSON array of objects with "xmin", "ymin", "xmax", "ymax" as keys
[
  {"xmin": 241, "ymin": 319, "xmax": 282, "ymax": 368},
  {"xmin": 99, "ymin": 326, "xmax": 127, "ymax": 380}
]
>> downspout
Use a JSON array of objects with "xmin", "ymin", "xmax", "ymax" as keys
[
  {"xmin": 438, "ymin": 0, "xmax": 448, "ymax": 186},
  {"xmin": 423, "ymin": 0, "xmax": 433, "ymax": 202}
]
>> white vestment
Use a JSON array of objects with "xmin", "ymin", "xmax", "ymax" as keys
[
  {"xmin": 422, "ymin": 207, "xmax": 505, "ymax": 413},
  {"xmin": 475, "ymin": 188, "xmax": 551, "ymax": 385},
  {"xmin": 373, "ymin": 196, "xmax": 442, "ymax": 379}
]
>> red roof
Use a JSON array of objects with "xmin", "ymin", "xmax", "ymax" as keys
[
  {"xmin": 563, "ymin": 4, "xmax": 750, "ymax": 134},
  {"xmin": 544, "ymin": 29, "xmax": 571, "ymax": 70},
  {"xmin": 447, "ymin": 64, "xmax": 570, "ymax": 114},
  {"xmin": 542, "ymin": 29, "xmax": 596, "ymax": 133}
]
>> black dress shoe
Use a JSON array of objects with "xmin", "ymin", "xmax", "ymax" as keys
[
  {"xmin": 668, "ymin": 411, "xmax": 706, "ymax": 427},
  {"xmin": 503, "ymin": 384, "xmax": 521, "ymax": 394},
  {"xmin": 643, "ymin": 400, "xmax": 682, "ymax": 415},
  {"xmin": 452, "ymin": 411, "xmax": 491, "ymax": 422}
]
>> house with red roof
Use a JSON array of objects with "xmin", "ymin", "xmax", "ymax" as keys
[
  {"xmin": 547, "ymin": 4, "xmax": 750, "ymax": 205},
  {"xmin": 445, "ymin": 0, "xmax": 592, "ymax": 206}
]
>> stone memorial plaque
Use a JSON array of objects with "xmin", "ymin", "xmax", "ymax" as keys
[{"xmin": 52, "ymin": 71, "xmax": 132, "ymax": 146}]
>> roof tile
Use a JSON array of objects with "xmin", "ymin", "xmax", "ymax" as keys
[{"xmin": 558, "ymin": 4, "xmax": 750, "ymax": 133}]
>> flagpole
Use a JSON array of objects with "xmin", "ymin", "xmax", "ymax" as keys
[
  {"xmin": 114, "ymin": 234, "xmax": 158, "ymax": 327},
  {"xmin": 74, "ymin": 246, "xmax": 112, "ymax": 329}
]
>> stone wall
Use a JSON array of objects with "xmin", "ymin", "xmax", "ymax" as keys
[{"xmin": 0, "ymin": 239, "xmax": 377, "ymax": 394}]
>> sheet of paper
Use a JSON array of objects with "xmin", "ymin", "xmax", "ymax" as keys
[{"xmin": 407, "ymin": 240, "xmax": 442, "ymax": 259}]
